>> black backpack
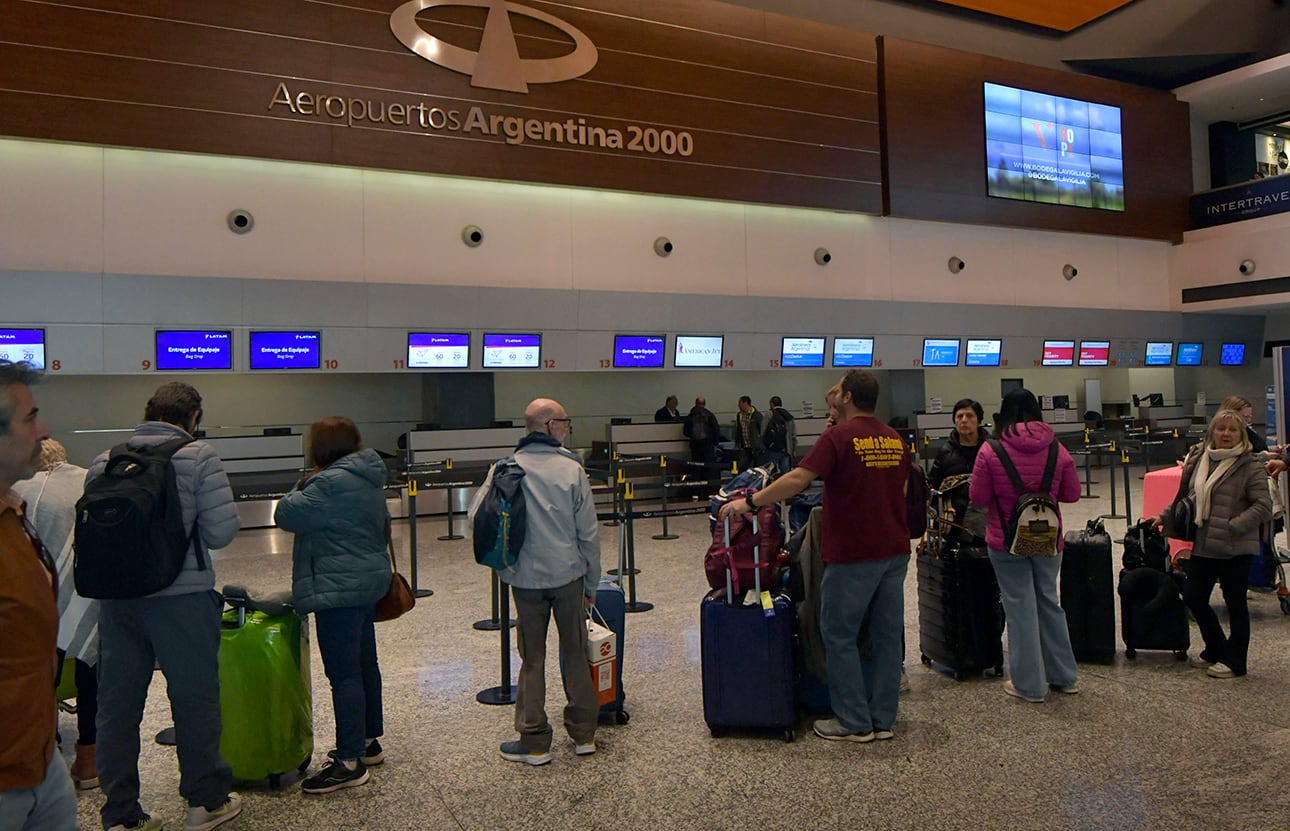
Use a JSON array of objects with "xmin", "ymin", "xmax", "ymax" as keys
[
  {"xmin": 988, "ymin": 439, "xmax": 1062, "ymax": 556},
  {"xmin": 764, "ymin": 410, "xmax": 790, "ymax": 453},
  {"xmin": 74, "ymin": 438, "xmax": 201, "ymax": 599},
  {"xmin": 472, "ymin": 457, "xmax": 527, "ymax": 571},
  {"xmin": 687, "ymin": 410, "xmax": 712, "ymax": 443}
]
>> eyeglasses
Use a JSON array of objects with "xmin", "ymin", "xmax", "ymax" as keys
[{"xmin": 546, "ymin": 418, "xmax": 573, "ymax": 431}]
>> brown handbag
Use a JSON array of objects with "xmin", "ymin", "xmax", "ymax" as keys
[{"xmin": 374, "ymin": 522, "xmax": 415, "ymax": 623}]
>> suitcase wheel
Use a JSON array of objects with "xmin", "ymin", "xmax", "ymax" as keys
[
  {"xmin": 953, "ymin": 670, "xmax": 967, "ymax": 682},
  {"xmin": 615, "ymin": 709, "xmax": 630, "ymax": 725},
  {"xmin": 782, "ymin": 729, "xmax": 795, "ymax": 743},
  {"xmin": 920, "ymin": 653, "xmax": 931, "ymax": 666},
  {"xmin": 1125, "ymin": 648, "xmax": 1137, "ymax": 659},
  {"xmin": 708, "ymin": 723, "xmax": 726, "ymax": 738},
  {"xmin": 269, "ymin": 773, "xmax": 283, "ymax": 790},
  {"xmin": 991, "ymin": 664, "xmax": 1003, "ymax": 678},
  {"xmin": 1173, "ymin": 650, "xmax": 1188, "ymax": 661}
]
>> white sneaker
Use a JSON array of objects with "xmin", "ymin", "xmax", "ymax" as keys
[
  {"xmin": 1206, "ymin": 662, "xmax": 1236, "ymax": 679},
  {"xmin": 573, "ymin": 741, "xmax": 596, "ymax": 756},
  {"xmin": 1003, "ymin": 680, "xmax": 1045, "ymax": 703},
  {"xmin": 1188, "ymin": 656, "xmax": 1214, "ymax": 669},
  {"xmin": 185, "ymin": 793, "xmax": 241, "ymax": 831}
]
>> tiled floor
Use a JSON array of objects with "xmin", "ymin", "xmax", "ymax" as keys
[{"xmin": 67, "ymin": 466, "xmax": 1290, "ymax": 831}]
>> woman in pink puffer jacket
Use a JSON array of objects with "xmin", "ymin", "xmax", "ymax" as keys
[{"xmin": 970, "ymin": 388, "xmax": 1081, "ymax": 703}]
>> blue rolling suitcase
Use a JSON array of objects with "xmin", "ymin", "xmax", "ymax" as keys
[
  {"xmin": 701, "ymin": 514, "xmax": 796, "ymax": 741},
  {"xmin": 593, "ymin": 577, "xmax": 630, "ymax": 724}
]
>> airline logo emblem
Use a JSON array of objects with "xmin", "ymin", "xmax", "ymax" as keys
[{"xmin": 390, "ymin": 0, "xmax": 599, "ymax": 93}]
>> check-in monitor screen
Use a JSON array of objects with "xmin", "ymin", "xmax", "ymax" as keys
[
  {"xmin": 832, "ymin": 338, "xmax": 874, "ymax": 367},
  {"xmin": 155, "ymin": 330, "xmax": 232, "ymax": 371},
  {"xmin": 249, "ymin": 331, "xmax": 320, "ymax": 370},
  {"xmin": 613, "ymin": 335, "xmax": 665, "ymax": 368},
  {"xmin": 0, "ymin": 328, "xmax": 45, "ymax": 369},
  {"xmin": 408, "ymin": 333, "xmax": 470, "ymax": 369},
  {"xmin": 483, "ymin": 334, "xmax": 541, "ymax": 368},
  {"xmin": 922, "ymin": 339, "xmax": 960, "ymax": 367},
  {"xmin": 674, "ymin": 335, "xmax": 724, "ymax": 368},
  {"xmin": 780, "ymin": 337, "xmax": 825, "ymax": 368},
  {"xmin": 1144, "ymin": 341, "xmax": 1172, "ymax": 367},
  {"xmin": 1220, "ymin": 343, "xmax": 1245, "ymax": 366},
  {"xmin": 1078, "ymin": 340, "xmax": 1110, "ymax": 367},
  {"xmin": 1042, "ymin": 340, "xmax": 1075, "ymax": 367},
  {"xmin": 965, "ymin": 339, "xmax": 1001, "ymax": 367},
  {"xmin": 1176, "ymin": 342, "xmax": 1203, "ymax": 366}
]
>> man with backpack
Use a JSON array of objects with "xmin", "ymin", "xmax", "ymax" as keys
[
  {"xmin": 763, "ymin": 396, "xmax": 797, "ymax": 476},
  {"xmin": 83, "ymin": 382, "xmax": 242, "ymax": 831},
  {"xmin": 496, "ymin": 398, "xmax": 601, "ymax": 766},
  {"xmin": 683, "ymin": 397, "xmax": 722, "ymax": 497}
]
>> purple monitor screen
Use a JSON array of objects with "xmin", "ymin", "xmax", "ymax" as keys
[
  {"xmin": 613, "ymin": 335, "xmax": 665, "ymax": 368},
  {"xmin": 249, "ymin": 331, "xmax": 320, "ymax": 370},
  {"xmin": 408, "ymin": 333, "xmax": 470, "ymax": 369},
  {"xmin": 155, "ymin": 330, "xmax": 232, "ymax": 371},
  {"xmin": 0, "ymin": 328, "xmax": 45, "ymax": 369},
  {"xmin": 483, "ymin": 334, "xmax": 541, "ymax": 368}
]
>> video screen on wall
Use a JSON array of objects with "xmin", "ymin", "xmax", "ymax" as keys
[
  {"xmin": 1176, "ymin": 342, "xmax": 1203, "ymax": 366},
  {"xmin": 965, "ymin": 339, "xmax": 1001, "ymax": 367},
  {"xmin": 155, "ymin": 330, "xmax": 232, "ymax": 371},
  {"xmin": 249, "ymin": 331, "xmax": 320, "ymax": 370},
  {"xmin": 613, "ymin": 335, "xmax": 665, "ymax": 368},
  {"xmin": 780, "ymin": 337, "xmax": 825, "ymax": 368},
  {"xmin": 1144, "ymin": 341, "xmax": 1173, "ymax": 367},
  {"xmin": 984, "ymin": 82, "xmax": 1124, "ymax": 211},
  {"xmin": 1042, "ymin": 340, "xmax": 1075, "ymax": 367},
  {"xmin": 482, "ymin": 334, "xmax": 541, "ymax": 369},
  {"xmin": 1078, "ymin": 340, "xmax": 1110, "ymax": 367},
  {"xmin": 408, "ymin": 333, "xmax": 470, "ymax": 369},
  {"xmin": 674, "ymin": 335, "xmax": 724, "ymax": 368},
  {"xmin": 832, "ymin": 337, "xmax": 873, "ymax": 367},
  {"xmin": 0, "ymin": 328, "xmax": 45, "ymax": 369},
  {"xmin": 1220, "ymin": 343, "xmax": 1245, "ymax": 367},
  {"xmin": 922, "ymin": 338, "xmax": 960, "ymax": 368}
]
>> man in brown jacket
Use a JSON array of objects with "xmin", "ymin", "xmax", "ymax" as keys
[{"xmin": 0, "ymin": 360, "xmax": 77, "ymax": 830}]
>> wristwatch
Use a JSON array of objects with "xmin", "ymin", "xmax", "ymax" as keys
[{"xmin": 744, "ymin": 493, "xmax": 756, "ymax": 511}]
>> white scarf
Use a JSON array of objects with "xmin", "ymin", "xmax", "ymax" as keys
[{"xmin": 1192, "ymin": 445, "xmax": 1243, "ymax": 525}]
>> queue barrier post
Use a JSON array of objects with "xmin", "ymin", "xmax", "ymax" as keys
[
  {"xmin": 472, "ymin": 569, "xmax": 516, "ymax": 631},
  {"xmin": 652, "ymin": 456, "xmax": 680, "ymax": 541},
  {"xmin": 406, "ymin": 478, "xmax": 433, "ymax": 598},
  {"xmin": 476, "ymin": 574, "xmax": 516, "ymax": 705},
  {"xmin": 621, "ymin": 482, "xmax": 653, "ymax": 614}
]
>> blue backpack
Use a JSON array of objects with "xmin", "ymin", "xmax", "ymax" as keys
[{"xmin": 472, "ymin": 457, "xmax": 527, "ymax": 571}]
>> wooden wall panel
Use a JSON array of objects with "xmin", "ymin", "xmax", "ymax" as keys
[
  {"xmin": 0, "ymin": 0, "xmax": 881, "ymax": 213},
  {"xmin": 882, "ymin": 37, "xmax": 1190, "ymax": 242}
]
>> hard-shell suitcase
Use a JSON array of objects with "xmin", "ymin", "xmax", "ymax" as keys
[
  {"xmin": 219, "ymin": 586, "xmax": 313, "ymax": 786},
  {"xmin": 1118, "ymin": 567, "xmax": 1189, "ymax": 660},
  {"xmin": 592, "ymin": 577, "xmax": 629, "ymax": 724},
  {"xmin": 917, "ymin": 543, "xmax": 1004, "ymax": 681},
  {"xmin": 1060, "ymin": 520, "xmax": 1116, "ymax": 664},
  {"xmin": 701, "ymin": 514, "xmax": 796, "ymax": 741}
]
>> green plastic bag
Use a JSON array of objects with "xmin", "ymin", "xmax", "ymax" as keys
[
  {"xmin": 55, "ymin": 656, "xmax": 77, "ymax": 704},
  {"xmin": 218, "ymin": 609, "xmax": 313, "ymax": 782}
]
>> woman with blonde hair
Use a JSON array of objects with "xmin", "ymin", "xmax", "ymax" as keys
[{"xmin": 1157, "ymin": 408, "xmax": 1271, "ymax": 678}]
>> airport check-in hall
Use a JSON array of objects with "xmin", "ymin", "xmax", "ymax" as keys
[{"xmin": 2, "ymin": 0, "xmax": 1290, "ymax": 829}]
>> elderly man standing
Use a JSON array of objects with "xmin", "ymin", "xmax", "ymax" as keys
[
  {"xmin": 497, "ymin": 399, "xmax": 602, "ymax": 766},
  {"xmin": 0, "ymin": 360, "xmax": 78, "ymax": 831}
]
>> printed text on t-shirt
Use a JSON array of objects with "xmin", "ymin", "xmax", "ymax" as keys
[{"xmin": 852, "ymin": 435, "xmax": 905, "ymax": 468}]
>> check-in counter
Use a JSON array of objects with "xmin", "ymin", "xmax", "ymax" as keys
[{"xmin": 402, "ymin": 426, "xmax": 525, "ymax": 516}]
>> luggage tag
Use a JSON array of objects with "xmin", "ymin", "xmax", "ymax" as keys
[{"xmin": 760, "ymin": 589, "xmax": 775, "ymax": 618}]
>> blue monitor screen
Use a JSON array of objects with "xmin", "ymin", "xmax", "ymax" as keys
[
  {"xmin": 1144, "ymin": 341, "xmax": 1172, "ymax": 367},
  {"xmin": 832, "ymin": 338, "xmax": 873, "ymax": 367},
  {"xmin": 155, "ymin": 330, "xmax": 232, "ymax": 371},
  {"xmin": 1220, "ymin": 343, "xmax": 1245, "ymax": 366},
  {"xmin": 984, "ymin": 82, "xmax": 1124, "ymax": 211},
  {"xmin": 922, "ymin": 338, "xmax": 960, "ymax": 368},
  {"xmin": 0, "ymin": 328, "xmax": 45, "ymax": 369},
  {"xmin": 249, "ymin": 331, "xmax": 320, "ymax": 370},
  {"xmin": 965, "ymin": 339, "xmax": 1001, "ymax": 367},
  {"xmin": 780, "ymin": 337, "xmax": 825, "ymax": 368},
  {"xmin": 1176, "ymin": 342, "xmax": 1203, "ymax": 366},
  {"xmin": 613, "ymin": 335, "xmax": 665, "ymax": 368}
]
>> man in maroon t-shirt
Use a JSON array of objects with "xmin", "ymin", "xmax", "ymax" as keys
[{"xmin": 721, "ymin": 369, "xmax": 910, "ymax": 742}]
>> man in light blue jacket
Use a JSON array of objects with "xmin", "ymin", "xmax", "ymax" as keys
[
  {"xmin": 86, "ymin": 382, "xmax": 242, "ymax": 831},
  {"xmin": 498, "ymin": 398, "xmax": 602, "ymax": 766}
]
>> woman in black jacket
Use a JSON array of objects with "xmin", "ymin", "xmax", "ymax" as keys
[{"xmin": 928, "ymin": 399, "xmax": 989, "ymax": 488}]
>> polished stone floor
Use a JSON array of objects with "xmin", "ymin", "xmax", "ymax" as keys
[{"xmin": 66, "ymin": 466, "xmax": 1290, "ymax": 831}]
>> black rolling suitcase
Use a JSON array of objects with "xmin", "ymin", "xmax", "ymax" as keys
[
  {"xmin": 1060, "ymin": 519, "xmax": 1116, "ymax": 664},
  {"xmin": 917, "ymin": 543, "xmax": 1004, "ymax": 681},
  {"xmin": 701, "ymin": 513, "xmax": 797, "ymax": 741},
  {"xmin": 1118, "ymin": 522, "xmax": 1189, "ymax": 660}
]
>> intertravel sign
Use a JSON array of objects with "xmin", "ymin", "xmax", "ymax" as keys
[
  {"xmin": 1189, "ymin": 177, "xmax": 1290, "ymax": 229},
  {"xmin": 0, "ymin": 0, "xmax": 882, "ymax": 213}
]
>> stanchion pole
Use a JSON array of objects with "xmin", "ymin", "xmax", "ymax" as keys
[
  {"xmin": 1079, "ymin": 451, "xmax": 1098, "ymax": 499},
  {"xmin": 406, "ymin": 478, "xmax": 433, "ymax": 598},
  {"xmin": 476, "ymin": 580, "xmax": 516, "ymax": 705},
  {"xmin": 603, "ymin": 455, "xmax": 622, "ymax": 527},
  {"xmin": 622, "ymin": 482, "xmax": 653, "ymax": 613},
  {"xmin": 1122, "ymin": 448, "xmax": 1135, "ymax": 529},
  {"xmin": 472, "ymin": 569, "xmax": 515, "ymax": 631},
  {"xmin": 438, "ymin": 460, "xmax": 465, "ymax": 540},
  {"xmin": 652, "ymin": 455, "xmax": 679, "ymax": 541},
  {"xmin": 1106, "ymin": 445, "xmax": 1124, "ymax": 519},
  {"xmin": 607, "ymin": 472, "xmax": 640, "ymax": 577}
]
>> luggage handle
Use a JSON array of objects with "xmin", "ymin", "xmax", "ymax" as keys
[{"xmin": 721, "ymin": 509, "xmax": 761, "ymax": 604}]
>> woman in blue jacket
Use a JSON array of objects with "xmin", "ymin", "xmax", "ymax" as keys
[{"xmin": 275, "ymin": 417, "xmax": 392, "ymax": 795}]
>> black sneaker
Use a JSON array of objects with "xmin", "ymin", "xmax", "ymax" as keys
[
  {"xmin": 301, "ymin": 759, "xmax": 370, "ymax": 794},
  {"xmin": 328, "ymin": 739, "xmax": 384, "ymax": 766}
]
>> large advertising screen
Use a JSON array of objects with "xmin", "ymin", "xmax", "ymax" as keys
[
  {"xmin": 408, "ymin": 333, "xmax": 470, "ymax": 369},
  {"xmin": 832, "ymin": 338, "xmax": 873, "ymax": 367},
  {"xmin": 482, "ymin": 334, "xmax": 541, "ymax": 369},
  {"xmin": 1078, "ymin": 340, "xmax": 1110, "ymax": 367},
  {"xmin": 1144, "ymin": 341, "xmax": 1173, "ymax": 367},
  {"xmin": 1176, "ymin": 342, "xmax": 1203, "ymax": 366},
  {"xmin": 0, "ymin": 328, "xmax": 45, "ymax": 369},
  {"xmin": 613, "ymin": 335, "xmax": 665, "ymax": 368},
  {"xmin": 965, "ymin": 339, "xmax": 1001, "ymax": 367},
  {"xmin": 780, "ymin": 337, "xmax": 825, "ymax": 368},
  {"xmin": 922, "ymin": 339, "xmax": 960, "ymax": 368},
  {"xmin": 674, "ymin": 335, "xmax": 724, "ymax": 368},
  {"xmin": 984, "ymin": 82, "xmax": 1124, "ymax": 211},
  {"xmin": 155, "ymin": 330, "xmax": 232, "ymax": 371},
  {"xmin": 249, "ymin": 331, "xmax": 320, "ymax": 370},
  {"xmin": 1042, "ymin": 340, "xmax": 1075, "ymax": 367}
]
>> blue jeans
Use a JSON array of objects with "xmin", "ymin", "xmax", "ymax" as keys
[
  {"xmin": 988, "ymin": 550, "xmax": 1078, "ymax": 699},
  {"xmin": 0, "ymin": 750, "xmax": 77, "ymax": 831},
  {"xmin": 765, "ymin": 451, "xmax": 792, "ymax": 477},
  {"xmin": 819, "ymin": 555, "xmax": 908, "ymax": 734},
  {"xmin": 97, "ymin": 591, "xmax": 231, "ymax": 828},
  {"xmin": 314, "ymin": 605, "xmax": 384, "ymax": 760}
]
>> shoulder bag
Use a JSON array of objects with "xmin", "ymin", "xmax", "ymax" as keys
[{"xmin": 375, "ymin": 519, "xmax": 416, "ymax": 623}]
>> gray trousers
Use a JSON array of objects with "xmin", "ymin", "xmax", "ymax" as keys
[
  {"xmin": 97, "ymin": 590, "xmax": 231, "ymax": 829},
  {"xmin": 511, "ymin": 579, "xmax": 599, "ymax": 753}
]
